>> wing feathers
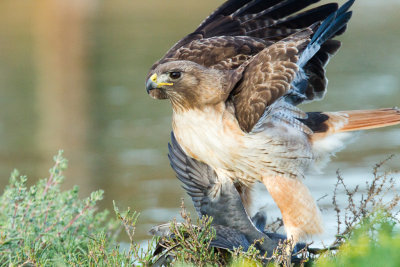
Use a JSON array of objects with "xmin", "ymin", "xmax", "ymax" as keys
[
  {"xmin": 254, "ymin": 0, "xmax": 320, "ymax": 21},
  {"xmin": 299, "ymin": 1, "xmax": 353, "ymax": 67},
  {"xmin": 233, "ymin": 30, "xmax": 312, "ymax": 132},
  {"xmin": 235, "ymin": 1, "xmax": 353, "ymax": 132},
  {"xmin": 149, "ymin": 0, "xmax": 354, "ymax": 131},
  {"xmin": 149, "ymin": 0, "xmax": 347, "ymax": 76},
  {"xmin": 275, "ymin": 3, "xmax": 339, "ymax": 29}
]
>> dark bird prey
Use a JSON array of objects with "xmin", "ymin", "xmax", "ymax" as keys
[
  {"xmin": 150, "ymin": 222, "xmax": 255, "ymax": 266},
  {"xmin": 149, "ymin": 132, "xmax": 305, "ymax": 264},
  {"xmin": 168, "ymin": 132, "xmax": 307, "ymax": 254},
  {"xmin": 146, "ymin": 0, "xmax": 400, "ymax": 243}
]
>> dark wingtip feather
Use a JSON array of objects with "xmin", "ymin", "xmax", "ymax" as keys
[
  {"xmin": 337, "ymin": 0, "xmax": 355, "ymax": 15},
  {"xmin": 310, "ymin": 12, "xmax": 336, "ymax": 44},
  {"xmin": 313, "ymin": 11, "xmax": 352, "ymax": 47},
  {"xmin": 299, "ymin": 0, "xmax": 354, "ymax": 67},
  {"xmin": 311, "ymin": 0, "xmax": 354, "ymax": 44},
  {"xmin": 232, "ymin": 0, "xmax": 264, "ymax": 17},
  {"xmin": 276, "ymin": 3, "xmax": 339, "ymax": 29}
]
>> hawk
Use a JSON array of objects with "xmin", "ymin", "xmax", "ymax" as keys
[{"xmin": 146, "ymin": 0, "xmax": 400, "ymax": 243}]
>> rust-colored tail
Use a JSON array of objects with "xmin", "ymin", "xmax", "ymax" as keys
[
  {"xmin": 311, "ymin": 108, "xmax": 400, "ymax": 139},
  {"xmin": 334, "ymin": 108, "xmax": 400, "ymax": 132}
]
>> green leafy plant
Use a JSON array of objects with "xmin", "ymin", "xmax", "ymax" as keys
[
  {"xmin": 0, "ymin": 151, "xmax": 399, "ymax": 266},
  {"xmin": 0, "ymin": 151, "xmax": 156, "ymax": 266},
  {"xmin": 317, "ymin": 210, "xmax": 400, "ymax": 267},
  {"xmin": 155, "ymin": 201, "xmax": 225, "ymax": 266}
]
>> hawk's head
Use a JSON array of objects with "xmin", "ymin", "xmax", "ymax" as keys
[{"xmin": 146, "ymin": 61, "xmax": 239, "ymax": 112}]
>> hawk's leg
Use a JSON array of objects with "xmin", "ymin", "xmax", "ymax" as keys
[{"xmin": 262, "ymin": 175, "xmax": 323, "ymax": 244}]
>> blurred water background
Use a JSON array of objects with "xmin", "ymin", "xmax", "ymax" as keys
[{"xmin": 0, "ymin": 0, "xmax": 399, "ymax": 244}]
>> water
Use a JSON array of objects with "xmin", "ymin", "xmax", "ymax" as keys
[{"xmin": 0, "ymin": 0, "xmax": 399, "ymax": 244}]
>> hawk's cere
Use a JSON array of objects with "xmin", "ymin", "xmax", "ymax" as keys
[{"xmin": 146, "ymin": 0, "xmax": 400, "ymax": 243}]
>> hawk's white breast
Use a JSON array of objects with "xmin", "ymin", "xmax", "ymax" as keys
[{"xmin": 172, "ymin": 103, "xmax": 314, "ymax": 185}]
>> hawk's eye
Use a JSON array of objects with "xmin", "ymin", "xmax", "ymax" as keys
[{"xmin": 169, "ymin": 72, "xmax": 181, "ymax": 80}]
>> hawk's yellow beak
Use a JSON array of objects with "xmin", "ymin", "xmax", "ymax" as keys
[{"xmin": 146, "ymin": 73, "xmax": 173, "ymax": 94}]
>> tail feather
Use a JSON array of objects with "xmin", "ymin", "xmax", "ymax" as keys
[
  {"xmin": 313, "ymin": 108, "xmax": 400, "ymax": 137},
  {"xmin": 336, "ymin": 108, "xmax": 400, "ymax": 132},
  {"xmin": 307, "ymin": 107, "xmax": 399, "ymax": 174}
]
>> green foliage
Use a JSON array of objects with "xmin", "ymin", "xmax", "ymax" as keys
[
  {"xmin": 156, "ymin": 203, "xmax": 225, "ymax": 266},
  {"xmin": 0, "ymin": 152, "xmax": 399, "ymax": 266},
  {"xmin": 155, "ymin": 203, "xmax": 301, "ymax": 267},
  {"xmin": 316, "ymin": 210, "xmax": 400, "ymax": 267},
  {"xmin": 0, "ymin": 150, "xmax": 156, "ymax": 266},
  {"xmin": 229, "ymin": 257, "xmax": 261, "ymax": 267},
  {"xmin": 231, "ymin": 243, "xmax": 266, "ymax": 266}
]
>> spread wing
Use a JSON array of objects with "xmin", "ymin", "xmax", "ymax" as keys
[
  {"xmin": 234, "ymin": 0, "xmax": 354, "ymax": 131},
  {"xmin": 148, "ymin": 0, "xmax": 354, "ymax": 132},
  {"xmin": 149, "ymin": 0, "xmax": 340, "ymax": 70},
  {"xmin": 147, "ymin": 0, "xmax": 342, "ymax": 100}
]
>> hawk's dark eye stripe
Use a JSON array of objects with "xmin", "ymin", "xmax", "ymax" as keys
[{"xmin": 169, "ymin": 72, "xmax": 181, "ymax": 79}]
